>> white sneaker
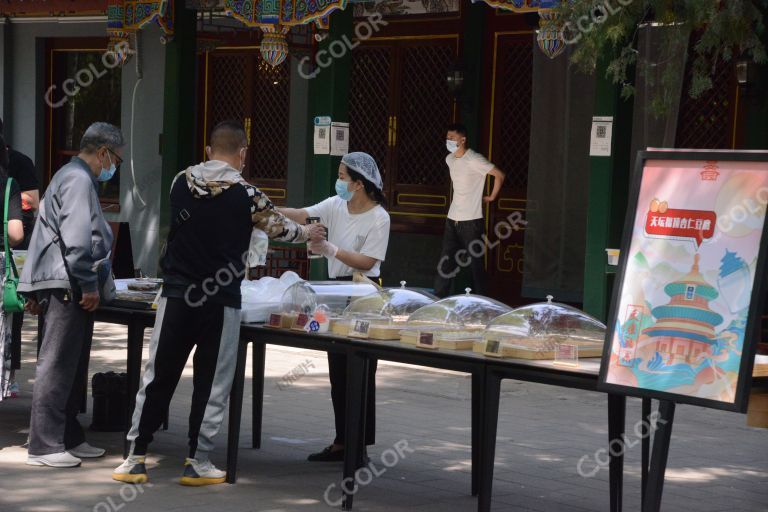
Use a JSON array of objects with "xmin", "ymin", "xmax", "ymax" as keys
[
  {"xmin": 112, "ymin": 455, "xmax": 148, "ymax": 484},
  {"xmin": 68, "ymin": 442, "xmax": 105, "ymax": 459},
  {"xmin": 27, "ymin": 451, "xmax": 82, "ymax": 468},
  {"xmin": 179, "ymin": 458, "xmax": 226, "ymax": 486}
]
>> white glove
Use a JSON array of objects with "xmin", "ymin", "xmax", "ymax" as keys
[{"xmin": 308, "ymin": 240, "xmax": 339, "ymax": 259}]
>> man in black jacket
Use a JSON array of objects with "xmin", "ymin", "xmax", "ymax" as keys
[{"xmin": 113, "ymin": 121, "xmax": 324, "ymax": 486}]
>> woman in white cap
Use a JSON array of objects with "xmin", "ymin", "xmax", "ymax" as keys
[{"xmin": 280, "ymin": 151, "xmax": 389, "ymax": 462}]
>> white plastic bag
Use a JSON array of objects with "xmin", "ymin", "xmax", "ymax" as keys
[{"xmin": 248, "ymin": 229, "xmax": 269, "ymax": 267}]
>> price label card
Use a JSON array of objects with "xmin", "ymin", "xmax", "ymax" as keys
[
  {"xmin": 267, "ymin": 313, "xmax": 282, "ymax": 328},
  {"xmin": 554, "ymin": 343, "xmax": 579, "ymax": 367},
  {"xmin": 348, "ymin": 320, "xmax": 371, "ymax": 339},
  {"xmin": 292, "ymin": 313, "xmax": 309, "ymax": 330},
  {"xmin": 416, "ymin": 332, "xmax": 437, "ymax": 350},
  {"xmin": 484, "ymin": 339, "xmax": 503, "ymax": 358}
]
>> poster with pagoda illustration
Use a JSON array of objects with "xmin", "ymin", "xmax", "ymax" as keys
[{"xmin": 600, "ymin": 151, "xmax": 768, "ymax": 411}]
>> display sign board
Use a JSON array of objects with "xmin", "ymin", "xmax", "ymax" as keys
[
  {"xmin": 554, "ymin": 343, "xmax": 579, "ymax": 367},
  {"xmin": 330, "ymin": 122, "xmax": 350, "ymax": 156},
  {"xmin": 348, "ymin": 320, "xmax": 371, "ymax": 339},
  {"xmin": 599, "ymin": 150, "xmax": 768, "ymax": 412},
  {"xmin": 484, "ymin": 339, "xmax": 503, "ymax": 357},
  {"xmin": 291, "ymin": 313, "xmax": 310, "ymax": 331},
  {"xmin": 267, "ymin": 313, "xmax": 282, "ymax": 328},
  {"xmin": 416, "ymin": 331, "xmax": 437, "ymax": 349}
]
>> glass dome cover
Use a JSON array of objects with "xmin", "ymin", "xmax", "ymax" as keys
[
  {"xmin": 483, "ymin": 296, "xmax": 606, "ymax": 356},
  {"xmin": 279, "ymin": 281, "xmax": 379, "ymax": 315},
  {"xmin": 342, "ymin": 282, "xmax": 437, "ymax": 323},
  {"xmin": 405, "ymin": 288, "xmax": 511, "ymax": 330}
]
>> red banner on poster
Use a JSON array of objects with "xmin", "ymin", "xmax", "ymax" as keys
[{"xmin": 645, "ymin": 209, "xmax": 717, "ymax": 247}]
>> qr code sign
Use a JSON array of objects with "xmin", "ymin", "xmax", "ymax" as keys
[
  {"xmin": 318, "ymin": 128, "xmax": 326, "ymax": 138},
  {"xmin": 596, "ymin": 125, "xmax": 607, "ymax": 138},
  {"xmin": 335, "ymin": 129, "xmax": 344, "ymax": 141}
]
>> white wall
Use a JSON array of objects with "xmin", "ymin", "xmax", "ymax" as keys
[
  {"xmin": 8, "ymin": 20, "xmax": 105, "ymax": 158},
  {"xmin": 5, "ymin": 18, "xmax": 165, "ymax": 275}
]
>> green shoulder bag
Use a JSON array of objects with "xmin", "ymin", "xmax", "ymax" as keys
[{"xmin": 3, "ymin": 177, "xmax": 26, "ymax": 313}]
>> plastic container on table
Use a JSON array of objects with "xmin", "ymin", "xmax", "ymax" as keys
[
  {"xmin": 481, "ymin": 295, "xmax": 606, "ymax": 359},
  {"xmin": 330, "ymin": 281, "xmax": 436, "ymax": 339},
  {"xmin": 399, "ymin": 288, "xmax": 511, "ymax": 350}
]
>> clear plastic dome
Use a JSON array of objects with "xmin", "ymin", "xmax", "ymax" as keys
[
  {"xmin": 482, "ymin": 296, "xmax": 606, "ymax": 359},
  {"xmin": 331, "ymin": 282, "xmax": 437, "ymax": 339},
  {"xmin": 400, "ymin": 289, "xmax": 512, "ymax": 350},
  {"xmin": 344, "ymin": 283, "xmax": 437, "ymax": 322},
  {"xmin": 279, "ymin": 281, "xmax": 380, "ymax": 315}
]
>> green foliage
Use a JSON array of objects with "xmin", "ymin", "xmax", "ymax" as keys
[{"xmin": 554, "ymin": 0, "xmax": 768, "ymax": 112}]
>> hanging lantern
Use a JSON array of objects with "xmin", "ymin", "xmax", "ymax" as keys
[
  {"xmin": 260, "ymin": 26, "xmax": 290, "ymax": 67},
  {"xmin": 536, "ymin": 9, "xmax": 566, "ymax": 59}
]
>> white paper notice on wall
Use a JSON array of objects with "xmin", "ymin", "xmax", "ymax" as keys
[
  {"xmin": 313, "ymin": 116, "xmax": 331, "ymax": 155},
  {"xmin": 330, "ymin": 122, "xmax": 350, "ymax": 156},
  {"xmin": 589, "ymin": 116, "xmax": 613, "ymax": 157}
]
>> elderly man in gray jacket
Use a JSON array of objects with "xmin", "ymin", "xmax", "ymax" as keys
[{"xmin": 20, "ymin": 122, "xmax": 124, "ymax": 468}]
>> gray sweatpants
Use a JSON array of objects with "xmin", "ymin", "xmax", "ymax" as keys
[{"xmin": 29, "ymin": 289, "xmax": 94, "ymax": 455}]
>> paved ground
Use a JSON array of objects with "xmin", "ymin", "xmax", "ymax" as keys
[{"xmin": 0, "ymin": 317, "xmax": 766, "ymax": 512}]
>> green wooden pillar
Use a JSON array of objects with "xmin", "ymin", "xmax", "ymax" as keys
[
  {"xmin": 742, "ymin": 63, "xmax": 768, "ymax": 150},
  {"xmin": 459, "ymin": 1, "xmax": 485, "ymax": 143},
  {"xmin": 159, "ymin": 3, "xmax": 197, "ymax": 249},
  {"xmin": 307, "ymin": 8, "xmax": 354, "ymax": 280},
  {"xmin": 582, "ymin": 60, "xmax": 635, "ymax": 321}
]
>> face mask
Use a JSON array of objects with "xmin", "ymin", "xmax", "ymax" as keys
[
  {"xmin": 97, "ymin": 151, "xmax": 117, "ymax": 182},
  {"xmin": 446, "ymin": 140, "xmax": 459, "ymax": 154},
  {"xmin": 335, "ymin": 179, "xmax": 354, "ymax": 201}
]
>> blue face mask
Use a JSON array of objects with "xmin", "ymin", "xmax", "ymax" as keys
[
  {"xmin": 335, "ymin": 179, "xmax": 354, "ymax": 201},
  {"xmin": 97, "ymin": 151, "xmax": 117, "ymax": 182},
  {"xmin": 446, "ymin": 140, "xmax": 459, "ymax": 154}
]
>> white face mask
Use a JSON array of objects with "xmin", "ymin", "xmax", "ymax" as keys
[{"xmin": 446, "ymin": 140, "xmax": 459, "ymax": 154}]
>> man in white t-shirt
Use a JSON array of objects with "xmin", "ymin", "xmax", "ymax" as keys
[{"xmin": 434, "ymin": 123, "xmax": 505, "ymax": 297}]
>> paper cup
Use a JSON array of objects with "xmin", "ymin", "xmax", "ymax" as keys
[{"xmin": 605, "ymin": 249, "xmax": 620, "ymax": 266}]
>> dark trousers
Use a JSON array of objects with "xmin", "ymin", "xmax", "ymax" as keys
[
  {"xmin": 328, "ymin": 352, "xmax": 377, "ymax": 446},
  {"xmin": 128, "ymin": 297, "xmax": 240, "ymax": 460},
  {"xmin": 29, "ymin": 290, "xmax": 93, "ymax": 455},
  {"xmin": 433, "ymin": 218, "xmax": 487, "ymax": 298}
]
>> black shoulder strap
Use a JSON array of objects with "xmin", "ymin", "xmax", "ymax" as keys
[{"xmin": 38, "ymin": 198, "xmax": 80, "ymax": 294}]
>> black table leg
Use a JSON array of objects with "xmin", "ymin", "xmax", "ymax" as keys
[
  {"xmin": 642, "ymin": 400, "xmax": 675, "ymax": 512},
  {"xmin": 252, "ymin": 342, "xmax": 266, "ymax": 449},
  {"xmin": 471, "ymin": 368, "xmax": 486, "ymax": 497},
  {"xmin": 123, "ymin": 320, "xmax": 144, "ymax": 458},
  {"xmin": 226, "ymin": 339, "xmax": 249, "ymax": 484},
  {"xmin": 477, "ymin": 371, "xmax": 501, "ymax": 512},
  {"xmin": 341, "ymin": 351, "xmax": 366, "ymax": 511},
  {"xmin": 608, "ymin": 394, "xmax": 626, "ymax": 512},
  {"xmin": 641, "ymin": 397, "xmax": 652, "ymax": 510}
]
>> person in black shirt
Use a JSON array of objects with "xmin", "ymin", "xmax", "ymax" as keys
[
  {"xmin": 0, "ymin": 118, "xmax": 38, "ymax": 248},
  {"xmin": 0, "ymin": 117, "xmax": 39, "ymax": 398},
  {"xmin": 0, "ymin": 133, "xmax": 26, "ymax": 401},
  {"xmin": 114, "ymin": 121, "xmax": 326, "ymax": 486}
]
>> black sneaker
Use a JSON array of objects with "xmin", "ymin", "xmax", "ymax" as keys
[{"xmin": 307, "ymin": 445, "xmax": 344, "ymax": 462}]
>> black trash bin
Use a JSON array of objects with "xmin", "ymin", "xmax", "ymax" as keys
[{"xmin": 90, "ymin": 371, "xmax": 128, "ymax": 432}]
